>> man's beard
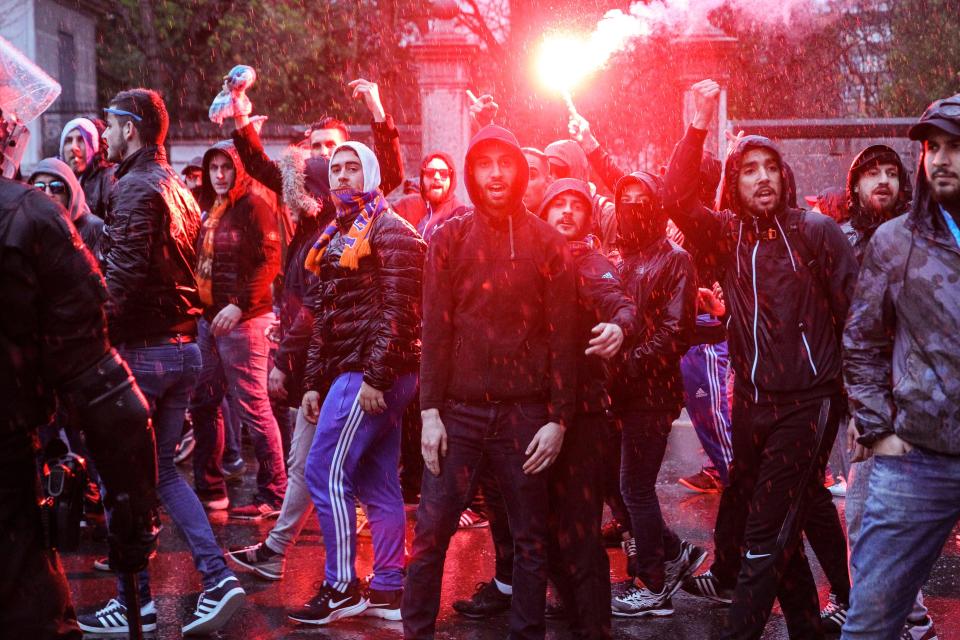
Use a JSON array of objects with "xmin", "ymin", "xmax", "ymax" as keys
[
  {"xmin": 860, "ymin": 190, "xmax": 898, "ymax": 220},
  {"xmin": 930, "ymin": 171, "xmax": 960, "ymax": 207},
  {"xmin": 108, "ymin": 138, "xmax": 128, "ymax": 162}
]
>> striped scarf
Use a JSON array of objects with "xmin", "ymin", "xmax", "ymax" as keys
[
  {"xmin": 305, "ymin": 188, "xmax": 387, "ymax": 274},
  {"xmin": 196, "ymin": 199, "xmax": 230, "ymax": 306}
]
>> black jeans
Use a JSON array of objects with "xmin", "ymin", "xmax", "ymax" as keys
[
  {"xmin": 0, "ymin": 433, "xmax": 81, "ymax": 639},
  {"xmin": 600, "ymin": 414, "xmax": 631, "ymax": 534},
  {"xmin": 402, "ymin": 400, "xmax": 551, "ymax": 640},
  {"xmin": 482, "ymin": 412, "xmax": 612, "ymax": 639},
  {"xmin": 712, "ymin": 394, "xmax": 843, "ymax": 640},
  {"xmin": 617, "ymin": 406, "xmax": 682, "ymax": 592}
]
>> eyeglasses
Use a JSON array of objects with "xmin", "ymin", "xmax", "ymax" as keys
[
  {"xmin": 921, "ymin": 98, "xmax": 960, "ymax": 120},
  {"xmin": 422, "ymin": 168, "xmax": 451, "ymax": 180},
  {"xmin": 33, "ymin": 180, "xmax": 67, "ymax": 195}
]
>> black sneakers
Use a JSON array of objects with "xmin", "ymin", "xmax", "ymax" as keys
[
  {"xmin": 288, "ymin": 581, "xmax": 368, "ymax": 625},
  {"xmin": 227, "ymin": 541, "xmax": 285, "ymax": 580},
  {"xmin": 181, "ymin": 575, "xmax": 246, "ymax": 636},
  {"xmin": 452, "ymin": 579, "xmax": 511, "ymax": 618},
  {"xmin": 77, "ymin": 598, "xmax": 158, "ymax": 634},
  {"xmin": 363, "ymin": 587, "xmax": 403, "ymax": 621},
  {"xmin": 664, "ymin": 540, "xmax": 709, "ymax": 597},
  {"xmin": 681, "ymin": 569, "xmax": 734, "ymax": 605},
  {"xmin": 820, "ymin": 592, "xmax": 849, "ymax": 634}
]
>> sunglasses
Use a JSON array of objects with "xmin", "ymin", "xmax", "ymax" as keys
[
  {"xmin": 925, "ymin": 98, "xmax": 960, "ymax": 118},
  {"xmin": 422, "ymin": 168, "xmax": 451, "ymax": 180},
  {"xmin": 33, "ymin": 180, "xmax": 67, "ymax": 195}
]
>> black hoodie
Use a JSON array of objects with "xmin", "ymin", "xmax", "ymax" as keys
[
  {"xmin": 419, "ymin": 125, "xmax": 578, "ymax": 426},
  {"xmin": 663, "ymin": 126, "xmax": 860, "ymax": 404},
  {"xmin": 842, "ymin": 144, "xmax": 911, "ymax": 263},
  {"xmin": 538, "ymin": 178, "xmax": 637, "ymax": 413}
]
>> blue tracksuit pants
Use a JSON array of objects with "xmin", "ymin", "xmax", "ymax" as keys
[{"xmin": 680, "ymin": 341, "xmax": 733, "ymax": 485}]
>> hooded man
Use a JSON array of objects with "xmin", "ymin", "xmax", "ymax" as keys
[
  {"xmin": 664, "ymin": 80, "xmax": 860, "ymax": 640},
  {"xmin": 288, "ymin": 141, "xmax": 425, "ymax": 626},
  {"xmin": 818, "ymin": 143, "xmax": 925, "ymax": 637},
  {"xmin": 189, "ymin": 140, "xmax": 287, "ymax": 522},
  {"xmin": 839, "ymin": 95, "xmax": 960, "ymax": 640},
  {"xmin": 545, "ymin": 139, "xmax": 618, "ymax": 251},
  {"xmin": 403, "ymin": 125, "xmax": 578, "ymax": 640},
  {"xmin": 394, "ymin": 151, "xmax": 467, "ymax": 241},
  {"xmin": 455, "ymin": 178, "xmax": 635, "ymax": 638},
  {"xmin": 59, "ymin": 117, "xmax": 114, "ymax": 220},
  {"xmin": 522, "ymin": 147, "xmax": 552, "ymax": 213},
  {"xmin": 29, "ymin": 157, "xmax": 103, "ymax": 252},
  {"xmin": 604, "ymin": 171, "xmax": 704, "ymax": 618}
]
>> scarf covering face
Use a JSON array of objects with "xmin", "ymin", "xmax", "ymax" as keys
[{"xmin": 305, "ymin": 141, "xmax": 385, "ymax": 273}]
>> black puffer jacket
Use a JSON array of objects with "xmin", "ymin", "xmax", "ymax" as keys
[
  {"xmin": 302, "ymin": 146, "xmax": 426, "ymax": 392},
  {"xmin": 196, "ymin": 142, "xmax": 280, "ymax": 323},
  {"xmin": 419, "ymin": 125, "xmax": 579, "ymax": 427},
  {"xmin": 663, "ymin": 127, "xmax": 860, "ymax": 403},
  {"xmin": 102, "ymin": 145, "xmax": 202, "ymax": 344},
  {"xmin": 0, "ymin": 178, "xmax": 110, "ymax": 432}
]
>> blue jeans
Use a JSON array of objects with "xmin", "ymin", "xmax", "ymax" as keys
[
  {"xmin": 403, "ymin": 400, "xmax": 551, "ymax": 640},
  {"xmin": 304, "ymin": 371, "xmax": 417, "ymax": 592},
  {"xmin": 117, "ymin": 342, "xmax": 234, "ymax": 604},
  {"xmin": 842, "ymin": 447, "xmax": 960, "ymax": 640},
  {"xmin": 191, "ymin": 315, "xmax": 287, "ymax": 506}
]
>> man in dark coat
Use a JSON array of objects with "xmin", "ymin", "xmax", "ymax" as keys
[
  {"xmin": 666, "ymin": 80, "xmax": 859, "ymax": 640},
  {"xmin": 402, "ymin": 125, "xmax": 578, "ymax": 640}
]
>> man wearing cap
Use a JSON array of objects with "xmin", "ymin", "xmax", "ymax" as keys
[
  {"xmin": 59, "ymin": 117, "xmax": 114, "ymax": 220},
  {"xmin": 840, "ymin": 95, "xmax": 960, "ymax": 640}
]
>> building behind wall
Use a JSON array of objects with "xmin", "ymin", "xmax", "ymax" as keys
[{"xmin": 0, "ymin": 0, "xmax": 105, "ymax": 170}]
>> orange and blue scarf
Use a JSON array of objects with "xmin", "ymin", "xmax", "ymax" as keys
[{"xmin": 305, "ymin": 189, "xmax": 388, "ymax": 274}]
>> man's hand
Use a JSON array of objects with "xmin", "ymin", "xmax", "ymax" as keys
[
  {"xmin": 523, "ymin": 421, "xmax": 565, "ymax": 474},
  {"xmin": 268, "ymin": 367, "xmax": 288, "ymax": 400},
  {"xmin": 302, "ymin": 390, "xmax": 321, "ymax": 424},
  {"xmin": 585, "ymin": 322, "xmax": 624, "ymax": 359},
  {"xmin": 421, "ymin": 409, "xmax": 447, "ymax": 476},
  {"xmin": 871, "ymin": 433, "xmax": 913, "ymax": 457},
  {"xmin": 265, "ymin": 318, "xmax": 281, "ymax": 343},
  {"xmin": 697, "ymin": 287, "xmax": 726, "ymax": 316},
  {"xmin": 691, "ymin": 79, "xmax": 721, "ymax": 130},
  {"xmin": 211, "ymin": 303, "xmax": 242, "ymax": 337},
  {"xmin": 468, "ymin": 93, "xmax": 498, "ymax": 128},
  {"xmin": 349, "ymin": 78, "xmax": 386, "ymax": 123},
  {"xmin": 568, "ymin": 113, "xmax": 600, "ymax": 154},
  {"xmin": 846, "ymin": 419, "xmax": 872, "ymax": 463},
  {"xmin": 359, "ymin": 381, "xmax": 387, "ymax": 415}
]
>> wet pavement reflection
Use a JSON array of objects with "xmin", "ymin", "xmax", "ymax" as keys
[{"xmin": 64, "ymin": 418, "xmax": 960, "ymax": 639}]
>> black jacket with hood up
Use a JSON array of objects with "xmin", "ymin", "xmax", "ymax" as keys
[
  {"xmin": 611, "ymin": 172, "xmax": 697, "ymax": 412},
  {"xmin": 663, "ymin": 126, "xmax": 860, "ymax": 404},
  {"xmin": 537, "ymin": 178, "xmax": 637, "ymax": 414},
  {"xmin": 102, "ymin": 145, "xmax": 202, "ymax": 344},
  {"xmin": 420, "ymin": 125, "xmax": 578, "ymax": 427},
  {"xmin": 842, "ymin": 144, "xmax": 911, "ymax": 264},
  {"xmin": 196, "ymin": 141, "xmax": 281, "ymax": 323}
]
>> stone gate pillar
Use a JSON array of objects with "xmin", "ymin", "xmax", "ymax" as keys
[{"xmin": 410, "ymin": 23, "xmax": 477, "ymax": 203}]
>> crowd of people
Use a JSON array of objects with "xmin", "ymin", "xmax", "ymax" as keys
[{"xmin": 2, "ymin": 59, "xmax": 959, "ymax": 640}]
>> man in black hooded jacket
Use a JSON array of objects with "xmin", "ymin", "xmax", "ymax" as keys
[
  {"xmin": 665, "ymin": 80, "xmax": 859, "ymax": 640},
  {"xmin": 402, "ymin": 124, "xmax": 578, "ymax": 640}
]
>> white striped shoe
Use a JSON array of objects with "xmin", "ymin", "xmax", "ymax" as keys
[
  {"xmin": 77, "ymin": 598, "xmax": 157, "ymax": 634},
  {"xmin": 181, "ymin": 576, "xmax": 246, "ymax": 636}
]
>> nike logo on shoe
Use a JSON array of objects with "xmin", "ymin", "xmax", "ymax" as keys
[
  {"xmin": 328, "ymin": 598, "xmax": 351, "ymax": 608},
  {"xmin": 745, "ymin": 550, "xmax": 771, "ymax": 559}
]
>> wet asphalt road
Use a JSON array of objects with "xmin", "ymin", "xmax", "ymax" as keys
[{"xmin": 63, "ymin": 417, "xmax": 960, "ymax": 639}]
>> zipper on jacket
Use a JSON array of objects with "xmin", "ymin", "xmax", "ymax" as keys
[
  {"xmin": 799, "ymin": 322, "xmax": 819, "ymax": 376},
  {"xmin": 508, "ymin": 214, "xmax": 516, "ymax": 260},
  {"xmin": 749, "ymin": 240, "xmax": 760, "ymax": 402}
]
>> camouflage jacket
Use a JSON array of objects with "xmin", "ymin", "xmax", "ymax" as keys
[{"xmin": 842, "ymin": 191, "xmax": 960, "ymax": 454}]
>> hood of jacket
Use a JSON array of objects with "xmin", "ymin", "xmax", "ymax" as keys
[
  {"xmin": 614, "ymin": 171, "xmax": 666, "ymax": 251},
  {"xmin": 717, "ymin": 135, "xmax": 790, "ymax": 218},
  {"xmin": 200, "ymin": 141, "xmax": 252, "ymax": 211},
  {"xmin": 545, "ymin": 139, "xmax": 590, "ymax": 182},
  {"xmin": 329, "ymin": 141, "xmax": 381, "ymax": 194},
  {"xmin": 29, "ymin": 157, "xmax": 92, "ymax": 222},
  {"xmin": 419, "ymin": 150, "xmax": 458, "ymax": 205},
  {"xmin": 279, "ymin": 146, "xmax": 332, "ymax": 222},
  {"xmin": 845, "ymin": 144, "xmax": 910, "ymax": 231},
  {"xmin": 464, "ymin": 124, "xmax": 529, "ymax": 218},
  {"xmin": 536, "ymin": 177, "xmax": 593, "ymax": 229}
]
